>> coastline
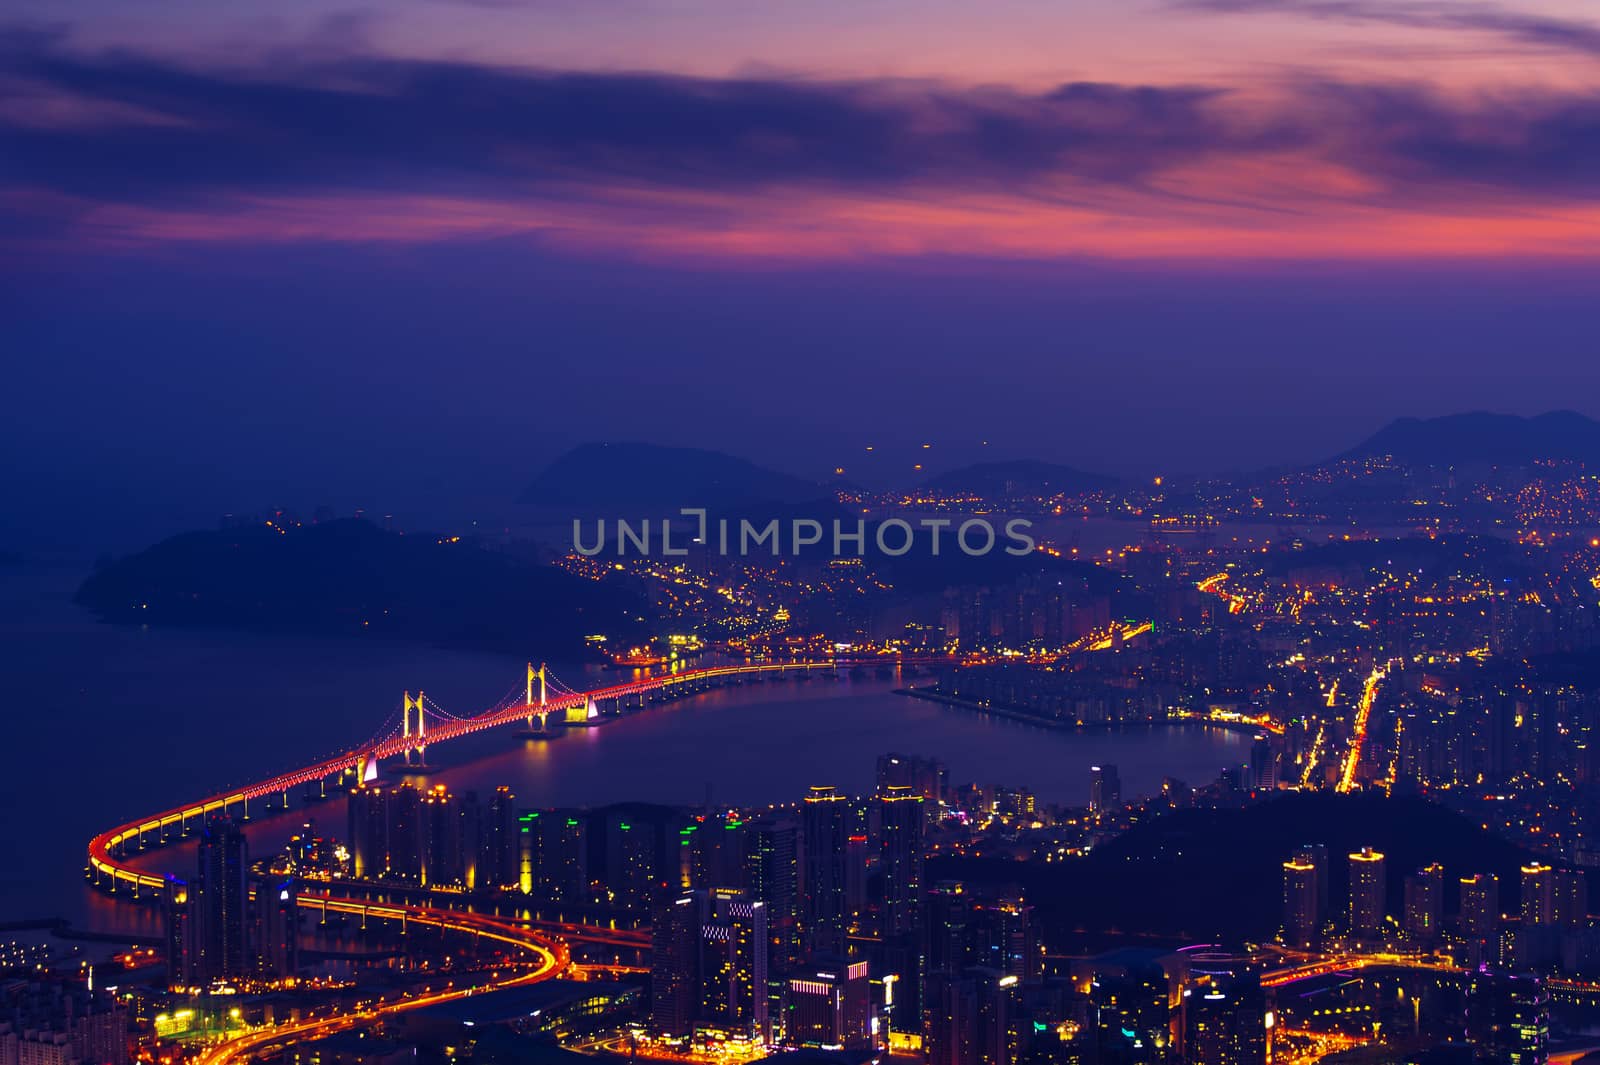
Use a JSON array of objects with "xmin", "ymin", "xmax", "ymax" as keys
[{"xmin": 894, "ymin": 686, "xmax": 1267, "ymax": 737}]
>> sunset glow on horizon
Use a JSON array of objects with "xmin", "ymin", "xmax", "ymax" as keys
[{"xmin": 7, "ymin": 0, "xmax": 1600, "ymax": 264}]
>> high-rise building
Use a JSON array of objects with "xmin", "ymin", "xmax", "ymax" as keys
[
  {"xmin": 924, "ymin": 969, "xmax": 977, "ymax": 1065},
  {"xmin": 385, "ymin": 782, "xmax": 424, "ymax": 880},
  {"xmin": 1090, "ymin": 765, "xmax": 1121, "ymax": 815},
  {"xmin": 651, "ymin": 893, "xmax": 700, "ymax": 1038},
  {"xmin": 1461, "ymin": 873, "xmax": 1500, "ymax": 939},
  {"xmin": 1183, "ymin": 977, "xmax": 1268, "ymax": 1065},
  {"xmin": 346, "ymin": 785, "xmax": 387, "ymax": 880},
  {"xmin": 1297, "ymin": 844, "xmax": 1330, "ymax": 920},
  {"xmin": 1348, "ymin": 847, "xmax": 1387, "ymax": 943},
  {"xmin": 876, "ymin": 753, "xmax": 947, "ymax": 805},
  {"xmin": 691, "ymin": 810, "xmax": 748, "ymax": 891},
  {"xmin": 1467, "ymin": 971, "xmax": 1549, "ymax": 1065},
  {"xmin": 746, "ymin": 818, "xmax": 801, "ymax": 968},
  {"xmin": 1283, "ymin": 856, "xmax": 1320, "ymax": 948},
  {"xmin": 1089, "ymin": 958, "xmax": 1173, "ymax": 1064},
  {"xmin": 1249, "ymin": 735, "xmax": 1278, "ymax": 792},
  {"xmin": 926, "ymin": 880, "xmax": 974, "ymax": 981},
  {"xmin": 191, "ymin": 817, "xmax": 250, "ymax": 985},
  {"xmin": 163, "ymin": 879, "xmax": 194, "ymax": 992},
  {"xmin": 971, "ymin": 893, "xmax": 1039, "ymax": 984},
  {"xmin": 528, "ymin": 809, "xmax": 588, "ymax": 900},
  {"xmin": 253, "ymin": 875, "xmax": 300, "ymax": 981},
  {"xmin": 786, "ymin": 957, "xmax": 872, "ymax": 1050},
  {"xmin": 698, "ymin": 889, "xmax": 769, "ymax": 1038},
  {"xmin": 1553, "ymin": 869, "xmax": 1588, "ymax": 928},
  {"xmin": 607, "ymin": 814, "xmax": 664, "ymax": 908},
  {"xmin": 650, "ymin": 888, "xmax": 769, "ymax": 1040},
  {"xmin": 479, "ymin": 786, "xmax": 519, "ymax": 890},
  {"xmin": 878, "ymin": 786, "xmax": 925, "ymax": 938},
  {"xmin": 1520, "ymin": 864, "xmax": 1588, "ymax": 930},
  {"xmin": 1404, "ymin": 863, "xmax": 1445, "ymax": 946},
  {"xmin": 801, "ymin": 786, "xmax": 852, "ymax": 957},
  {"xmin": 348, "ymin": 783, "xmax": 487, "ymax": 889},
  {"xmin": 1521, "ymin": 863, "xmax": 1554, "ymax": 928},
  {"xmin": 925, "ymin": 968, "xmax": 1019, "ymax": 1065}
]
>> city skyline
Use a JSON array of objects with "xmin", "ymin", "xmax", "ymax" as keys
[{"xmin": 8, "ymin": 3, "xmax": 1600, "ymax": 1063}]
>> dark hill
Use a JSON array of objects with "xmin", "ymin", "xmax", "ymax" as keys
[
  {"xmin": 920, "ymin": 459, "xmax": 1116, "ymax": 498},
  {"xmin": 1338, "ymin": 410, "xmax": 1600, "ymax": 468},
  {"xmin": 519, "ymin": 443, "xmax": 829, "ymax": 509},
  {"xmin": 1263, "ymin": 534, "xmax": 1527, "ymax": 581},
  {"xmin": 75, "ymin": 519, "xmax": 649, "ymax": 658},
  {"xmin": 930, "ymin": 793, "xmax": 1550, "ymax": 950}
]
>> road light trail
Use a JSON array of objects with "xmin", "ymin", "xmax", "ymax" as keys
[{"xmin": 1338, "ymin": 663, "xmax": 1390, "ymax": 793}]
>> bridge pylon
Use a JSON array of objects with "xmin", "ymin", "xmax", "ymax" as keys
[
  {"xmin": 523, "ymin": 662, "xmax": 549, "ymax": 732},
  {"xmin": 402, "ymin": 691, "xmax": 416, "ymax": 766},
  {"xmin": 416, "ymin": 689, "xmax": 426, "ymax": 763}
]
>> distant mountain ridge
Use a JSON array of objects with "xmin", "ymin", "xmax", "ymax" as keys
[
  {"xmin": 1338, "ymin": 410, "xmax": 1600, "ymax": 468},
  {"xmin": 520, "ymin": 443, "xmax": 830, "ymax": 509},
  {"xmin": 920, "ymin": 459, "xmax": 1117, "ymax": 498}
]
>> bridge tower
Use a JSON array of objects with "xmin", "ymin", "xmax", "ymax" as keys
[
  {"xmin": 402, "ymin": 691, "xmax": 415, "ymax": 767},
  {"xmin": 414, "ymin": 690, "xmax": 426, "ymax": 763},
  {"xmin": 401, "ymin": 691, "xmax": 428, "ymax": 766},
  {"xmin": 525, "ymin": 662, "xmax": 548, "ymax": 730}
]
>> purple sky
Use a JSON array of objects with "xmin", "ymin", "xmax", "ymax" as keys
[{"xmin": 3, "ymin": 1, "xmax": 1599, "ymax": 550}]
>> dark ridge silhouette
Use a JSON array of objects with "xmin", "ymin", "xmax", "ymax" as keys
[
  {"xmin": 519, "ymin": 442, "xmax": 831, "ymax": 509},
  {"xmin": 919, "ymin": 459, "xmax": 1117, "ymax": 498},
  {"xmin": 1337, "ymin": 410, "xmax": 1600, "ymax": 468},
  {"xmin": 74, "ymin": 518, "xmax": 650, "ymax": 658},
  {"xmin": 930, "ymin": 793, "xmax": 1552, "ymax": 950}
]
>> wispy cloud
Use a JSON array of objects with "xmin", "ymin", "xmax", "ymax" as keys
[
  {"xmin": 1176, "ymin": 0, "xmax": 1600, "ymax": 57},
  {"xmin": 4, "ymin": 29, "xmax": 1600, "ymax": 258}
]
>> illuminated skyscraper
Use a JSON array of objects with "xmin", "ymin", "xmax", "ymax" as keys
[
  {"xmin": 651, "ymin": 893, "xmax": 699, "ymax": 1038},
  {"xmin": 1461, "ymin": 873, "xmax": 1500, "ymax": 938},
  {"xmin": 878, "ymin": 785, "xmax": 925, "ymax": 938},
  {"xmin": 192, "ymin": 817, "xmax": 250, "ymax": 985},
  {"xmin": 1347, "ymin": 847, "xmax": 1386, "ymax": 943},
  {"xmin": 346, "ymin": 785, "xmax": 387, "ymax": 879},
  {"xmin": 622, "ymin": 820, "xmax": 663, "ymax": 904},
  {"xmin": 972, "ymin": 893, "xmax": 1040, "ymax": 984},
  {"xmin": 529, "ymin": 809, "xmax": 587, "ymax": 900},
  {"xmin": 1521, "ymin": 863, "xmax": 1554, "ymax": 927},
  {"xmin": 1519, "ymin": 864, "xmax": 1587, "ymax": 929},
  {"xmin": 1249, "ymin": 735, "xmax": 1278, "ymax": 792},
  {"xmin": 479, "ymin": 786, "xmax": 519, "ymax": 890},
  {"xmin": 1089, "ymin": 958, "xmax": 1172, "ymax": 1065},
  {"xmin": 649, "ymin": 887, "xmax": 769, "ymax": 1040},
  {"xmin": 1467, "ymin": 971, "xmax": 1549, "ymax": 1065},
  {"xmin": 786, "ymin": 957, "xmax": 872, "ymax": 1050},
  {"xmin": 1297, "ymin": 844, "xmax": 1330, "ymax": 920},
  {"xmin": 801, "ymin": 786, "xmax": 852, "ymax": 956},
  {"xmin": 163, "ymin": 878, "xmax": 194, "ymax": 992},
  {"xmin": 1553, "ymin": 869, "xmax": 1588, "ymax": 927},
  {"xmin": 420, "ymin": 785, "xmax": 467, "ymax": 887},
  {"xmin": 1282, "ymin": 857, "xmax": 1320, "ymax": 948},
  {"xmin": 698, "ymin": 889, "xmax": 769, "ymax": 1038},
  {"xmin": 385, "ymin": 782, "xmax": 423, "ymax": 880},
  {"xmin": 746, "ymin": 818, "xmax": 801, "ymax": 968},
  {"xmin": 1404, "ymin": 863, "xmax": 1444, "ymax": 946},
  {"xmin": 1090, "ymin": 765, "xmax": 1121, "ymax": 815},
  {"xmin": 876, "ymin": 753, "xmax": 947, "ymax": 804},
  {"xmin": 926, "ymin": 968, "xmax": 1019, "ymax": 1065},
  {"xmin": 253, "ymin": 876, "xmax": 300, "ymax": 981},
  {"xmin": 1183, "ymin": 977, "xmax": 1267, "ymax": 1065}
]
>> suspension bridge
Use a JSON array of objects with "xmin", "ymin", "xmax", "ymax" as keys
[{"xmin": 87, "ymin": 659, "xmax": 842, "ymax": 898}]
